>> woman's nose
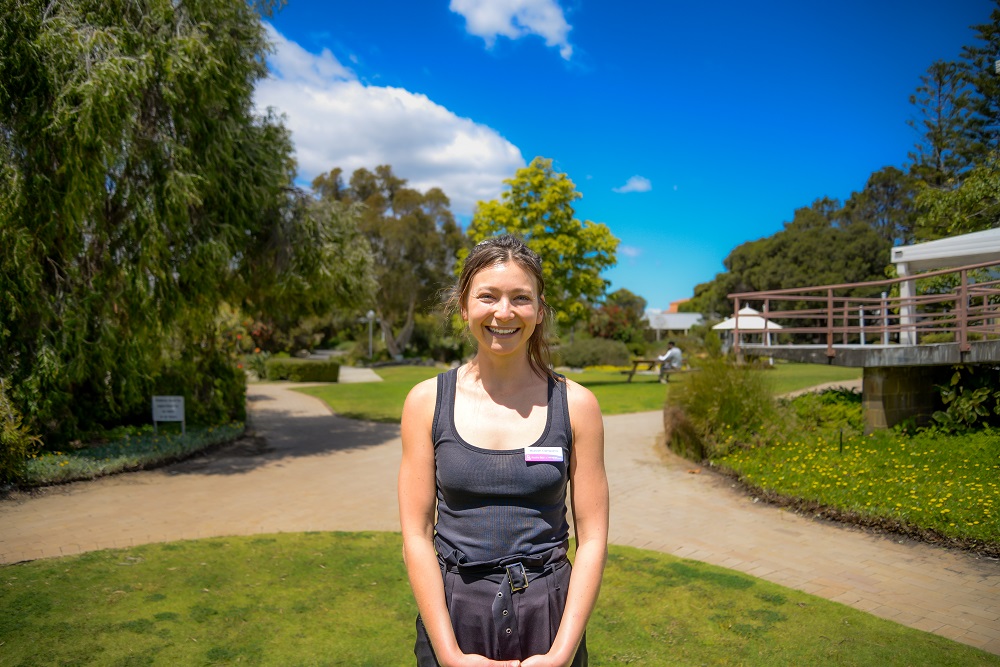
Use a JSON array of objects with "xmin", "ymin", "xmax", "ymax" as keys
[{"xmin": 495, "ymin": 298, "xmax": 514, "ymax": 319}]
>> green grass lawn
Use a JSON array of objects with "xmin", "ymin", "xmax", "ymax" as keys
[
  {"xmin": 297, "ymin": 361, "xmax": 863, "ymax": 423},
  {"xmin": 2, "ymin": 532, "xmax": 996, "ymax": 667},
  {"xmin": 766, "ymin": 361, "xmax": 862, "ymax": 395}
]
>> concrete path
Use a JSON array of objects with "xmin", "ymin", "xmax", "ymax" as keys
[{"xmin": 1, "ymin": 381, "xmax": 998, "ymax": 655}]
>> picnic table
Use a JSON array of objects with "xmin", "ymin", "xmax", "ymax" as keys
[{"xmin": 620, "ymin": 358, "xmax": 661, "ymax": 383}]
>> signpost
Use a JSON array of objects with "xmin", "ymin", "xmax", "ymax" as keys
[{"xmin": 152, "ymin": 395, "xmax": 185, "ymax": 435}]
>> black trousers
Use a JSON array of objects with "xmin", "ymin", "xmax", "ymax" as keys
[{"xmin": 414, "ymin": 555, "xmax": 587, "ymax": 665}]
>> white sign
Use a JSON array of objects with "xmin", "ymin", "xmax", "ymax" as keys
[{"xmin": 152, "ymin": 396, "xmax": 185, "ymax": 434}]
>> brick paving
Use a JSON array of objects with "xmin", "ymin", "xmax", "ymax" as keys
[{"xmin": 1, "ymin": 378, "xmax": 998, "ymax": 655}]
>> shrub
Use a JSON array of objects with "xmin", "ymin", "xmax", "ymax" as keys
[
  {"xmin": 554, "ymin": 338, "xmax": 631, "ymax": 368},
  {"xmin": 154, "ymin": 352, "xmax": 247, "ymax": 426},
  {"xmin": 664, "ymin": 358, "xmax": 783, "ymax": 459},
  {"xmin": 246, "ymin": 350, "xmax": 270, "ymax": 379},
  {"xmin": 933, "ymin": 365, "xmax": 1000, "ymax": 432},
  {"xmin": 265, "ymin": 358, "xmax": 341, "ymax": 382},
  {"xmin": 0, "ymin": 378, "xmax": 42, "ymax": 484}
]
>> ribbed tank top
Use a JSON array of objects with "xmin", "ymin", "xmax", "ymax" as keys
[{"xmin": 431, "ymin": 367, "xmax": 572, "ymax": 566}]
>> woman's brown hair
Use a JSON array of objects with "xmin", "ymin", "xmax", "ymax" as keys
[{"xmin": 446, "ymin": 234, "xmax": 558, "ymax": 381}]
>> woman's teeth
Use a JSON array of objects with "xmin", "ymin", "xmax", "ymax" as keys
[{"xmin": 486, "ymin": 326, "xmax": 517, "ymax": 335}]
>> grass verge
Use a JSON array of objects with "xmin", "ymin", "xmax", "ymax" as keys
[
  {"xmin": 18, "ymin": 423, "xmax": 245, "ymax": 488},
  {"xmin": 714, "ymin": 419, "xmax": 1000, "ymax": 554},
  {"xmin": 1, "ymin": 532, "xmax": 996, "ymax": 666}
]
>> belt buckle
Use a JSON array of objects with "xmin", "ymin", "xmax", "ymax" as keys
[{"xmin": 506, "ymin": 562, "xmax": 529, "ymax": 593}]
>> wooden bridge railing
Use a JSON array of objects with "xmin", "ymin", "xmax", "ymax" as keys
[{"xmin": 728, "ymin": 259, "xmax": 1000, "ymax": 360}]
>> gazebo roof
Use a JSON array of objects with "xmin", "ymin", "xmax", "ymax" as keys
[{"xmin": 891, "ymin": 228, "xmax": 1000, "ymax": 273}]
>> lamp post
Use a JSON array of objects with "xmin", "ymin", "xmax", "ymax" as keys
[{"xmin": 366, "ymin": 310, "xmax": 375, "ymax": 359}]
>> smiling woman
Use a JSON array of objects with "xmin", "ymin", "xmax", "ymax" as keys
[{"xmin": 398, "ymin": 234, "xmax": 609, "ymax": 666}]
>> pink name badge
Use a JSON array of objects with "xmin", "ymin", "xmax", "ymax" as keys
[{"xmin": 525, "ymin": 447, "xmax": 563, "ymax": 463}]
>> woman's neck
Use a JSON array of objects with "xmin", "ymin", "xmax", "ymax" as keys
[{"xmin": 463, "ymin": 353, "xmax": 541, "ymax": 395}]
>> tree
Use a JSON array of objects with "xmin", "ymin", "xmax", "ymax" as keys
[
  {"xmin": 0, "ymin": 0, "xmax": 300, "ymax": 440},
  {"xmin": 588, "ymin": 288, "xmax": 647, "ymax": 346},
  {"xmin": 907, "ymin": 60, "xmax": 975, "ymax": 187},
  {"xmin": 687, "ymin": 199, "xmax": 891, "ymax": 317},
  {"xmin": 241, "ymin": 192, "xmax": 377, "ymax": 337},
  {"xmin": 465, "ymin": 157, "xmax": 619, "ymax": 329},
  {"xmin": 958, "ymin": 2, "xmax": 1000, "ymax": 165},
  {"xmin": 842, "ymin": 166, "xmax": 920, "ymax": 246},
  {"xmin": 312, "ymin": 166, "xmax": 465, "ymax": 358},
  {"xmin": 915, "ymin": 158, "xmax": 1000, "ymax": 240}
]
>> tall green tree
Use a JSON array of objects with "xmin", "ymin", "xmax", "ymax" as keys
[
  {"xmin": 0, "ymin": 0, "xmax": 298, "ymax": 440},
  {"xmin": 959, "ymin": 1, "xmax": 1000, "ymax": 165},
  {"xmin": 688, "ymin": 199, "xmax": 891, "ymax": 317},
  {"xmin": 465, "ymin": 157, "xmax": 619, "ymax": 329},
  {"xmin": 907, "ymin": 60, "xmax": 975, "ymax": 187},
  {"xmin": 842, "ymin": 166, "xmax": 920, "ymax": 246},
  {"xmin": 312, "ymin": 166, "xmax": 464, "ymax": 358},
  {"xmin": 241, "ymin": 192, "xmax": 376, "ymax": 335}
]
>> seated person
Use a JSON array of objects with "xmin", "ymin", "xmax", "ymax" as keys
[{"xmin": 657, "ymin": 341, "xmax": 682, "ymax": 382}]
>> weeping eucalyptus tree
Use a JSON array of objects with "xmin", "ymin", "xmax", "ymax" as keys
[{"xmin": 0, "ymin": 0, "xmax": 373, "ymax": 443}]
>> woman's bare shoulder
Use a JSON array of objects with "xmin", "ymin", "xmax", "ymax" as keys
[
  {"xmin": 562, "ymin": 376, "xmax": 601, "ymax": 413},
  {"xmin": 405, "ymin": 375, "xmax": 439, "ymax": 409}
]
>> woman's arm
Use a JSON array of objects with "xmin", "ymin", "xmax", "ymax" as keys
[
  {"xmin": 523, "ymin": 380, "xmax": 609, "ymax": 667},
  {"xmin": 399, "ymin": 378, "xmax": 520, "ymax": 667}
]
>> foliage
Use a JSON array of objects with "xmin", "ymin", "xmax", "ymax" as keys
[
  {"xmin": 716, "ymin": 393, "xmax": 1000, "ymax": 548},
  {"xmin": 246, "ymin": 350, "xmax": 271, "ymax": 379},
  {"xmin": 907, "ymin": 60, "xmax": 975, "ymax": 187},
  {"xmin": 0, "ymin": 0, "xmax": 292, "ymax": 442},
  {"xmin": 0, "ymin": 378, "xmax": 41, "ymax": 484},
  {"xmin": 152, "ymin": 306, "xmax": 249, "ymax": 428},
  {"xmin": 312, "ymin": 166, "xmax": 465, "ymax": 359},
  {"xmin": 4, "ymin": 535, "xmax": 995, "ymax": 667},
  {"xmin": 554, "ymin": 338, "xmax": 632, "ymax": 368},
  {"xmin": 588, "ymin": 288, "xmax": 648, "ymax": 349},
  {"xmin": 664, "ymin": 359, "xmax": 783, "ymax": 458},
  {"xmin": 241, "ymin": 194, "xmax": 377, "ymax": 339},
  {"xmin": 465, "ymin": 157, "xmax": 619, "ymax": 329},
  {"xmin": 22, "ymin": 423, "xmax": 244, "ymax": 487},
  {"xmin": 264, "ymin": 359, "xmax": 341, "ymax": 383},
  {"xmin": 914, "ymin": 158, "xmax": 1000, "ymax": 239},
  {"xmin": 958, "ymin": 2, "xmax": 1000, "ymax": 164},
  {"xmin": 933, "ymin": 365, "xmax": 1000, "ymax": 432},
  {"xmin": 841, "ymin": 166, "xmax": 920, "ymax": 246},
  {"xmin": 688, "ymin": 199, "xmax": 891, "ymax": 317}
]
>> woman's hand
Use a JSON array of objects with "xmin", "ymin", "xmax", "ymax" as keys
[
  {"xmin": 519, "ymin": 653, "xmax": 569, "ymax": 667},
  {"xmin": 443, "ymin": 654, "xmax": 520, "ymax": 667}
]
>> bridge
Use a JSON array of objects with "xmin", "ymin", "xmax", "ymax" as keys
[{"xmin": 723, "ymin": 228, "xmax": 1000, "ymax": 431}]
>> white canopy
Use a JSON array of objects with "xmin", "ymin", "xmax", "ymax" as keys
[{"xmin": 712, "ymin": 306, "xmax": 783, "ymax": 331}]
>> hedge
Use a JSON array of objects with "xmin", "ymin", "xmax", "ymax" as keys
[{"xmin": 264, "ymin": 358, "xmax": 341, "ymax": 382}]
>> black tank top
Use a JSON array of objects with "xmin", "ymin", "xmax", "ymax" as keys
[{"xmin": 431, "ymin": 367, "xmax": 572, "ymax": 566}]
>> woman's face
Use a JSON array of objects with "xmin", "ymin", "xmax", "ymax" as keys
[{"xmin": 461, "ymin": 261, "xmax": 543, "ymax": 357}]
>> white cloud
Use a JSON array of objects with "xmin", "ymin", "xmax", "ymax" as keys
[
  {"xmin": 255, "ymin": 24, "xmax": 525, "ymax": 216},
  {"xmin": 450, "ymin": 0, "xmax": 573, "ymax": 60},
  {"xmin": 613, "ymin": 175, "xmax": 652, "ymax": 194},
  {"xmin": 619, "ymin": 245, "xmax": 642, "ymax": 258}
]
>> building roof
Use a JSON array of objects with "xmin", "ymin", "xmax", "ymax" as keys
[
  {"xmin": 643, "ymin": 310, "xmax": 704, "ymax": 331},
  {"xmin": 891, "ymin": 228, "xmax": 1000, "ymax": 273}
]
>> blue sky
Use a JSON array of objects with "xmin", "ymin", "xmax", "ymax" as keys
[{"xmin": 258, "ymin": 0, "xmax": 994, "ymax": 311}]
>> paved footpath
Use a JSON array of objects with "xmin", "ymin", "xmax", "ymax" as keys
[{"xmin": 1, "ymin": 378, "xmax": 999, "ymax": 655}]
